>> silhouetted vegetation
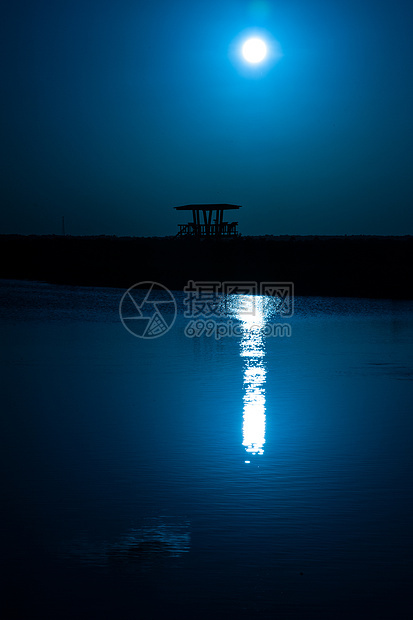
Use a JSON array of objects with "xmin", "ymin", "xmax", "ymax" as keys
[{"xmin": 0, "ymin": 234, "xmax": 412, "ymax": 298}]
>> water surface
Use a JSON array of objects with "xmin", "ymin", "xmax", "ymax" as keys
[{"xmin": 1, "ymin": 280, "xmax": 412, "ymax": 618}]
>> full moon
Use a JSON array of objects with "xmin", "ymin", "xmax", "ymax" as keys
[{"xmin": 242, "ymin": 37, "xmax": 267, "ymax": 64}]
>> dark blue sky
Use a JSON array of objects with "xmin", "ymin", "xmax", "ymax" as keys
[{"xmin": 1, "ymin": 0, "xmax": 413, "ymax": 236}]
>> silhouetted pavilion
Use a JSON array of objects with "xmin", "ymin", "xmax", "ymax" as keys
[{"xmin": 174, "ymin": 204, "xmax": 241, "ymax": 237}]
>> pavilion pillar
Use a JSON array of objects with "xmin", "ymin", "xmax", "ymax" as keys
[
  {"xmin": 192, "ymin": 209, "xmax": 200, "ymax": 236},
  {"xmin": 207, "ymin": 210, "xmax": 213, "ymax": 235},
  {"xmin": 215, "ymin": 209, "xmax": 221, "ymax": 235},
  {"xmin": 202, "ymin": 209, "xmax": 208, "ymax": 236}
]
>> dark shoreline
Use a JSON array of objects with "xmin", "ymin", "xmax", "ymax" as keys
[{"xmin": 1, "ymin": 234, "xmax": 412, "ymax": 299}]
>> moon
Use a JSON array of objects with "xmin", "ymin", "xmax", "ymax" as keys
[{"xmin": 242, "ymin": 37, "xmax": 267, "ymax": 64}]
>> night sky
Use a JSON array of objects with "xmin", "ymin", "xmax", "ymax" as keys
[{"xmin": 1, "ymin": 0, "xmax": 413, "ymax": 236}]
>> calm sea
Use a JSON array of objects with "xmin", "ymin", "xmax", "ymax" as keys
[{"xmin": 1, "ymin": 279, "xmax": 413, "ymax": 619}]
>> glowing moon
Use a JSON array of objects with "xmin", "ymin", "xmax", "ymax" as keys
[{"xmin": 242, "ymin": 37, "xmax": 267, "ymax": 64}]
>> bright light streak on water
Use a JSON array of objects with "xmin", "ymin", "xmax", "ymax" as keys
[{"xmin": 229, "ymin": 295, "xmax": 268, "ymax": 458}]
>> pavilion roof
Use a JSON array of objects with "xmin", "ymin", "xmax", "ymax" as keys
[{"xmin": 174, "ymin": 204, "xmax": 241, "ymax": 211}]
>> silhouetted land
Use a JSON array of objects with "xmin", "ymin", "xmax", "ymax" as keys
[{"xmin": 1, "ymin": 234, "xmax": 412, "ymax": 298}]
